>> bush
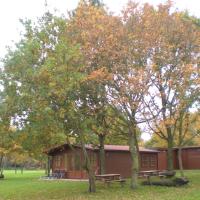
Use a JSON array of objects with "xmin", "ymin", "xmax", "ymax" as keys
[
  {"xmin": 142, "ymin": 177, "xmax": 189, "ymax": 187},
  {"xmin": 173, "ymin": 177, "xmax": 189, "ymax": 186}
]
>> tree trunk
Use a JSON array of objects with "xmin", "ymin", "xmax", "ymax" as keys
[
  {"xmin": 178, "ymin": 147, "xmax": 184, "ymax": 177},
  {"xmin": 21, "ymin": 166, "xmax": 24, "ymax": 174},
  {"xmin": 88, "ymin": 166, "xmax": 96, "ymax": 193},
  {"xmin": 167, "ymin": 144, "xmax": 173, "ymax": 171},
  {"xmin": 15, "ymin": 163, "xmax": 17, "ymax": 174},
  {"xmin": 47, "ymin": 156, "xmax": 51, "ymax": 177},
  {"xmin": 167, "ymin": 134, "xmax": 174, "ymax": 171},
  {"xmin": 0, "ymin": 155, "xmax": 4, "ymax": 176},
  {"xmin": 129, "ymin": 125, "xmax": 139, "ymax": 189},
  {"xmin": 80, "ymin": 133, "xmax": 96, "ymax": 193},
  {"xmin": 98, "ymin": 134, "xmax": 105, "ymax": 174}
]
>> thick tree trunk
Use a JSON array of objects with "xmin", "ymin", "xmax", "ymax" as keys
[
  {"xmin": 0, "ymin": 155, "xmax": 4, "ymax": 176},
  {"xmin": 178, "ymin": 147, "xmax": 184, "ymax": 177},
  {"xmin": 167, "ymin": 133, "xmax": 174, "ymax": 171},
  {"xmin": 87, "ymin": 166, "xmax": 96, "ymax": 193},
  {"xmin": 47, "ymin": 156, "xmax": 51, "ymax": 177},
  {"xmin": 129, "ymin": 124, "xmax": 139, "ymax": 189},
  {"xmin": 15, "ymin": 163, "xmax": 17, "ymax": 174},
  {"xmin": 80, "ymin": 133, "xmax": 96, "ymax": 193},
  {"xmin": 167, "ymin": 143, "xmax": 174, "ymax": 171},
  {"xmin": 98, "ymin": 134, "xmax": 105, "ymax": 174}
]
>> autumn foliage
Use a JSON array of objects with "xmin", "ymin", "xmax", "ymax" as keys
[{"xmin": 1, "ymin": 0, "xmax": 200, "ymax": 191}]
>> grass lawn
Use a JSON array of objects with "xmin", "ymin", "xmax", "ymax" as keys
[{"xmin": 0, "ymin": 170, "xmax": 200, "ymax": 200}]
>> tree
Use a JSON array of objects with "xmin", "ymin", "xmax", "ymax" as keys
[
  {"xmin": 145, "ymin": 113, "xmax": 200, "ymax": 148},
  {"xmin": 0, "ymin": 78, "xmax": 22, "ymax": 178},
  {"xmin": 105, "ymin": 2, "xmax": 152, "ymax": 189},
  {"xmin": 67, "ymin": 1, "xmax": 124, "ymax": 178},
  {"xmin": 176, "ymin": 112, "xmax": 200, "ymax": 177},
  {"xmin": 145, "ymin": 112, "xmax": 200, "ymax": 177},
  {"xmin": 140, "ymin": 1, "xmax": 200, "ymax": 171},
  {"xmin": 2, "ymin": 10, "xmax": 100, "ymax": 192},
  {"xmin": 2, "ymin": 12, "xmax": 70, "ymax": 156}
]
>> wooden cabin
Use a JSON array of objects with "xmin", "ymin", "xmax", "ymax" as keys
[
  {"xmin": 46, "ymin": 144, "xmax": 160, "ymax": 179},
  {"xmin": 156, "ymin": 146, "xmax": 200, "ymax": 170}
]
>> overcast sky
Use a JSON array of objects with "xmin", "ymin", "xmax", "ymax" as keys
[
  {"xmin": 0, "ymin": 0, "xmax": 199, "ymax": 140},
  {"xmin": 0, "ymin": 0, "xmax": 199, "ymax": 59}
]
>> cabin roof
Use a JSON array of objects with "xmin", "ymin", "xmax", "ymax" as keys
[
  {"xmin": 46, "ymin": 144, "xmax": 159, "ymax": 155},
  {"xmin": 155, "ymin": 146, "xmax": 200, "ymax": 151},
  {"xmin": 103, "ymin": 145, "xmax": 159, "ymax": 152}
]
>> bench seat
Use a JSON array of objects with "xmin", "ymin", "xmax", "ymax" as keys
[{"xmin": 104, "ymin": 179, "xmax": 126, "ymax": 186}]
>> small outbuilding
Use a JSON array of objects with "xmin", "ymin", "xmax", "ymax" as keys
[
  {"xmin": 46, "ymin": 144, "xmax": 160, "ymax": 179},
  {"xmin": 155, "ymin": 146, "xmax": 200, "ymax": 170},
  {"xmin": 173, "ymin": 146, "xmax": 200, "ymax": 169}
]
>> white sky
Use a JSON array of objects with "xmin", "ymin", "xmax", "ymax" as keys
[
  {"xmin": 0, "ymin": 0, "xmax": 199, "ymax": 140},
  {"xmin": 0, "ymin": 0, "xmax": 199, "ymax": 59}
]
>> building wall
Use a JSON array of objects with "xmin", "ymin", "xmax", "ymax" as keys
[
  {"xmin": 177, "ymin": 148, "xmax": 200, "ymax": 169},
  {"xmin": 157, "ymin": 148, "xmax": 200, "ymax": 170},
  {"xmin": 105, "ymin": 151, "xmax": 158, "ymax": 178},
  {"xmin": 105, "ymin": 151, "xmax": 131, "ymax": 178},
  {"xmin": 51, "ymin": 148, "xmax": 159, "ymax": 179},
  {"xmin": 51, "ymin": 147, "xmax": 98, "ymax": 179},
  {"xmin": 157, "ymin": 151, "xmax": 167, "ymax": 170}
]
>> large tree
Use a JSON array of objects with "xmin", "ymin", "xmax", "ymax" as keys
[
  {"xmin": 2, "ymin": 10, "xmax": 102, "ymax": 192},
  {"xmin": 141, "ymin": 2, "xmax": 200, "ymax": 171},
  {"xmin": 67, "ymin": 1, "xmax": 124, "ymax": 178}
]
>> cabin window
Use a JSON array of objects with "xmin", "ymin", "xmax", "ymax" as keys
[
  {"xmin": 64, "ymin": 153, "xmax": 68, "ymax": 169},
  {"xmin": 150, "ymin": 156, "xmax": 157, "ymax": 167},
  {"xmin": 141, "ymin": 155, "xmax": 149, "ymax": 168},
  {"xmin": 141, "ymin": 155, "xmax": 157, "ymax": 168},
  {"xmin": 55, "ymin": 155, "xmax": 61, "ymax": 167},
  {"xmin": 90, "ymin": 153, "xmax": 97, "ymax": 168},
  {"xmin": 67, "ymin": 152, "xmax": 81, "ymax": 171},
  {"xmin": 74, "ymin": 153, "xmax": 81, "ymax": 170},
  {"xmin": 68, "ymin": 153, "xmax": 73, "ymax": 171}
]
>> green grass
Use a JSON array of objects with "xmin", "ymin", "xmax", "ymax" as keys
[{"xmin": 0, "ymin": 170, "xmax": 200, "ymax": 200}]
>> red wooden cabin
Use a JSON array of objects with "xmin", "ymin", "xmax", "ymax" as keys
[
  {"xmin": 156, "ymin": 146, "xmax": 200, "ymax": 170},
  {"xmin": 46, "ymin": 144, "xmax": 160, "ymax": 179}
]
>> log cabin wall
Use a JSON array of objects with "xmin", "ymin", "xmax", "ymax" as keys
[
  {"xmin": 51, "ymin": 147, "xmax": 98, "ymax": 179},
  {"xmin": 49, "ymin": 145, "xmax": 160, "ymax": 179},
  {"xmin": 157, "ymin": 151, "xmax": 167, "ymax": 171},
  {"xmin": 175, "ymin": 148, "xmax": 200, "ymax": 169},
  {"xmin": 156, "ymin": 147, "xmax": 200, "ymax": 170},
  {"xmin": 104, "ymin": 151, "xmax": 131, "ymax": 178},
  {"xmin": 104, "ymin": 151, "xmax": 159, "ymax": 178}
]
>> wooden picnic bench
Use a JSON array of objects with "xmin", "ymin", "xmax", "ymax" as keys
[
  {"xmin": 95, "ymin": 174, "xmax": 126, "ymax": 187},
  {"xmin": 138, "ymin": 170, "xmax": 165, "ymax": 184},
  {"xmin": 138, "ymin": 170, "xmax": 176, "ymax": 185}
]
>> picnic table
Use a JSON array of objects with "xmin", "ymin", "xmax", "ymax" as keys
[
  {"xmin": 95, "ymin": 174, "xmax": 126, "ymax": 186},
  {"xmin": 139, "ymin": 170, "xmax": 160, "ymax": 176},
  {"xmin": 138, "ymin": 170, "xmax": 165, "ymax": 184}
]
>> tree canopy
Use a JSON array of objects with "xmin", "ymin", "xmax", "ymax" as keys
[{"xmin": 0, "ymin": 0, "xmax": 200, "ymax": 192}]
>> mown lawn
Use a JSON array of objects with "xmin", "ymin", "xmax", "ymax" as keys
[{"xmin": 0, "ymin": 170, "xmax": 200, "ymax": 200}]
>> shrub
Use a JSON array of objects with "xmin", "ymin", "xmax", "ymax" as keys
[{"xmin": 142, "ymin": 177, "xmax": 189, "ymax": 187}]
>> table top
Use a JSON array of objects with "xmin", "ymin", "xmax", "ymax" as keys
[
  {"xmin": 140, "ymin": 170, "xmax": 158, "ymax": 173},
  {"xmin": 95, "ymin": 174, "xmax": 120, "ymax": 177}
]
